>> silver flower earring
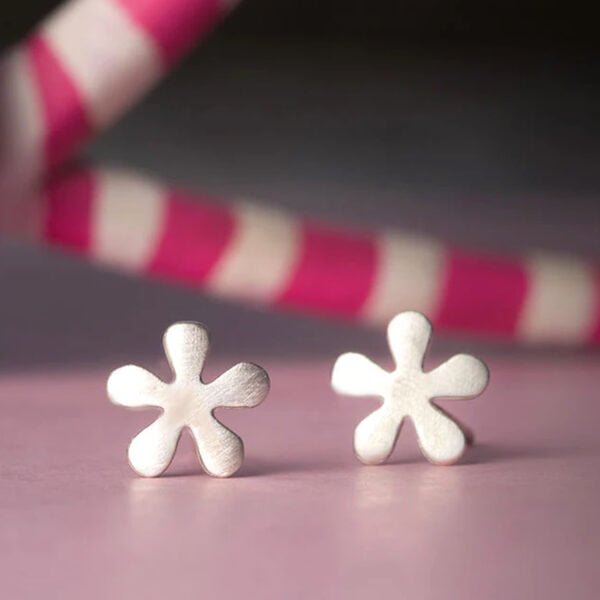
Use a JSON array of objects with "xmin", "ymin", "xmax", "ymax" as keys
[
  {"xmin": 331, "ymin": 311, "xmax": 489, "ymax": 465},
  {"xmin": 108, "ymin": 321, "xmax": 270, "ymax": 478}
]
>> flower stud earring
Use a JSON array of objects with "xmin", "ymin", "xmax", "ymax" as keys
[
  {"xmin": 331, "ymin": 311, "xmax": 489, "ymax": 466},
  {"xmin": 107, "ymin": 321, "xmax": 270, "ymax": 478}
]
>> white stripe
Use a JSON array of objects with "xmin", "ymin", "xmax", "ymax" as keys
[
  {"xmin": 41, "ymin": 0, "xmax": 163, "ymax": 130},
  {"xmin": 0, "ymin": 48, "xmax": 43, "ymax": 209},
  {"xmin": 362, "ymin": 232, "xmax": 444, "ymax": 325},
  {"xmin": 208, "ymin": 202, "xmax": 301, "ymax": 302},
  {"xmin": 518, "ymin": 255, "xmax": 595, "ymax": 344},
  {"xmin": 92, "ymin": 170, "xmax": 166, "ymax": 270}
]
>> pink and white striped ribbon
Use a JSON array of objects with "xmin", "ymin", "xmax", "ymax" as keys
[
  {"xmin": 0, "ymin": 0, "xmax": 233, "ymax": 203},
  {"xmin": 25, "ymin": 165, "xmax": 600, "ymax": 345}
]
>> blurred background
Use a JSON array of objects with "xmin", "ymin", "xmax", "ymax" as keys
[{"xmin": 1, "ymin": 0, "xmax": 599, "ymax": 369}]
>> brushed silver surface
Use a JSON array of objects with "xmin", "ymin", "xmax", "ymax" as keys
[
  {"xmin": 107, "ymin": 322, "xmax": 270, "ymax": 477},
  {"xmin": 331, "ymin": 311, "xmax": 489, "ymax": 465}
]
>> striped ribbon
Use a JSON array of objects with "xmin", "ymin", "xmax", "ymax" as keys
[
  {"xmin": 2, "ymin": 0, "xmax": 598, "ymax": 345},
  {"xmin": 0, "ymin": 0, "xmax": 232, "ymax": 202},
  {"xmin": 28, "ymin": 165, "xmax": 600, "ymax": 345}
]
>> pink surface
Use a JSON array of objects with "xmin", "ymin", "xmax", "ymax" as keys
[
  {"xmin": 593, "ymin": 272, "xmax": 600, "ymax": 342},
  {"xmin": 1, "ymin": 356, "xmax": 599, "ymax": 598}
]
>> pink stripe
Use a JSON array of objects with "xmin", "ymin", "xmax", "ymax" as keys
[
  {"xmin": 147, "ymin": 189, "xmax": 235, "ymax": 284},
  {"xmin": 434, "ymin": 249, "xmax": 529, "ymax": 337},
  {"xmin": 277, "ymin": 223, "xmax": 377, "ymax": 317},
  {"xmin": 43, "ymin": 167, "xmax": 95, "ymax": 253},
  {"xmin": 115, "ymin": 0, "xmax": 223, "ymax": 65},
  {"xmin": 27, "ymin": 35, "xmax": 92, "ymax": 171}
]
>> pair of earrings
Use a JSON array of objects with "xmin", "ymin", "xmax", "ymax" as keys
[{"xmin": 108, "ymin": 311, "xmax": 490, "ymax": 478}]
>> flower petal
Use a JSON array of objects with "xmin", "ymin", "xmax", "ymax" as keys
[
  {"xmin": 206, "ymin": 362, "xmax": 270, "ymax": 409},
  {"xmin": 128, "ymin": 415, "xmax": 182, "ymax": 477},
  {"xmin": 428, "ymin": 353, "xmax": 489, "ymax": 398},
  {"xmin": 163, "ymin": 321, "xmax": 209, "ymax": 381},
  {"xmin": 412, "ymin": 405, "xmax": 465, "ymax": 465},
  {"xmin": 387, "ymin": 311, "xmax": 432, "ymax": 372},
  {"xmin": 189, "ymin": 418, "xmax": 244, "ymax": 477},
  {"xmin": 331, "ymin": 353, "xmax": 389, "ymax": 397},
  {"xmin": 107, "ymin": 365, "xmax": 166, "ymax": 408},
  {"xmin": 354, "ymin": 406, "xmax": 403, "ymax": 465},
  {"xmin": 435, "ymin": 405, "xmax": 475, "ymax": 445}
]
